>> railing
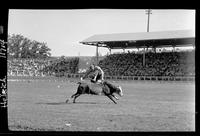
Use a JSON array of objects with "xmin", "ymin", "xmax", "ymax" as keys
[
  {"xmin": 64, "ymin": 73, "xmax": 195, "ymax": 81},
  {"xmin": 7, "ymin": 70, "xmax": 45, "ymax": 77},
  {"xmin": 7, "ymin": 70, "xmax": 195, "ymax": 81}
]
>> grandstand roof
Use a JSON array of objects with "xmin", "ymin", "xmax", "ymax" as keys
[{"xmin": 80, "ymin": 30, "xmax": 195, "ymax": 49}]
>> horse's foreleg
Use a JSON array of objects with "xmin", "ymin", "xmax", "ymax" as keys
[
  {"xmin": 106, "ymin": 95, "xmax": 117, "ymax": 104},
  {"xmin": 112, "ymin": 94, "xmax": 119, "ymax": 100}
]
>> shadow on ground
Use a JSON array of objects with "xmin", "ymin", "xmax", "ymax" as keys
[
  {"xmin": 36, "ymin": 102, "xmax": 68, "ymax": 105},
  {"xmin": 35, "ymin": 101, "xmax": 103, "ymax": 105}
]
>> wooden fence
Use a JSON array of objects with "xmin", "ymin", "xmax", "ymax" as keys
[
  {"xmin": 64, "ymin": 73, "xmax": 195, "ymax": 81},
  {"xmin": 7, "ymin": 70, "xmax": 195, "ymax": 81}
]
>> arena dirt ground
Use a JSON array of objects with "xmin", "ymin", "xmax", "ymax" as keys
[{"xmin": 7, "ymin": 77, "xmax": 195, "ymax": 131}]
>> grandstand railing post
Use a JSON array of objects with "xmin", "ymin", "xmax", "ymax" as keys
[{"xmin": 143, "ymin": 48, "xmax": 146, "ymax": 66}]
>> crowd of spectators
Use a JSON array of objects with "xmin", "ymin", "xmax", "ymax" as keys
[
  {"xmin": 99, "ymin": 50, "xmax": 195, "ymax": 77},
  {"xmin": 42, "ymin": 57, "xmax": 79, "ymax": 76},
  {"xmin": 8, "ymin": 50, "xmax": 195, "ymax": 77},
  {"xmin": 7, "ymin": 57, "xmax": 79, "ymax": 77},
  {"xmin": 7, "ymin": 59, "xmax": 51, "ymax": 76}
]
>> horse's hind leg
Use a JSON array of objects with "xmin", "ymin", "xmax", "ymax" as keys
[
  {"xmin": 71, "ymin": 93, "xmax": 76, "ymax": 98},
  {"xmin": 65, "ymin": 92, "xmax": 78, "ymax": 103},
  {"xmin": 71, "ymin": 90, "xmax": 81, "ymax": 98},
  {"xmin": 73, "ymin": 94, "xmax": 81, "ymax": 103}
]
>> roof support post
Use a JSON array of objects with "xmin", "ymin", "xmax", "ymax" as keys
[
  {"xmin": 153, "ymin": 47, "xmax": 156, "ymax": 53},
  {"xmin": 109, "ymin": 48, "xmax": 112, "ymax": 54},
  {"xmin": 172, "ymin": 45, "xmax": 175, "ymax": 52},
  {"xmin": 143, "ymin": 48, "xmax": 146, "ymax": 66},
  {"xmin": 96, "ymin": 44, "xmax": 99, "ymax": 65}
]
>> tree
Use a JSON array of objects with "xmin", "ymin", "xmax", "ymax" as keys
[
  {"xmin": 39, "ymin": 43, "xmax": 51, "ymax": 58},
  {"xmin": 8, "ymin": 34, "xmax": 24, "ymax": 58},
  {"xmin": 20, "ymin": 38, "xmax": 32, "ymax": 58},
  {"xmin": 8, "ymin": 34, "xmax": 51, "ymax": 59}
]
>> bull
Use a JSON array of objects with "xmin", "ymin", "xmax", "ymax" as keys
[{"xmin": 66, "ymin": 80, "xmax": 123, "ymax": 104}]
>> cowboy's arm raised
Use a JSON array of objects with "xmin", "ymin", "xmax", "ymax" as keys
[
  {"xmin": 95, "ymin": 66, "xmax": 104, "ymax": 80},
  {"xmin": 101, "ymin": 71, "xmax": 105, "ymax": 80},
  {"xmin": 82, "ymin": 69, "xmax": 92, "ymax": 79}
]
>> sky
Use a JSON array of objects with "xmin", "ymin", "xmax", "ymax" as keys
[{"xmin": 8, "ymin": 9, "xmax": 195, "ymax": 56}]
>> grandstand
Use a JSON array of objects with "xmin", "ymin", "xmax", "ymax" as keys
[
  {"xmin": 7, "ymin": 30, "xmax": 195, "ymax": 81},
  {"xmin": 80, "ymin": 30, "xmax": 195, "ymax": 65},
  {"xmin": 78, "ymin": 30, "xmax": 195, "ymax": 81},
  {"xmin": 98, "ymin": 51, "xmax": 195, "ymax": 77}
]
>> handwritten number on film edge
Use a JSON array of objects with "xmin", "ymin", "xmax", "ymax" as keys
[
  {"xmin": 0, "ymin": 38, "xmax": 7, "ymax": 107},
  {"xmin": 0, "ymin": 39, "xmax": 6, "ymax": 58}
]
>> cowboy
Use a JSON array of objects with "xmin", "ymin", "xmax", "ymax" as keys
[{"xmin": 81, "ymin": 64, "xmax": 104, "ymax": 84}]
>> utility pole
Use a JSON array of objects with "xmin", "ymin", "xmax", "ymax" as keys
[
  {"xmin": 145, "ymin": 9, "xmax": 152, "ymax": 32},
  {"xmin": 143, "ymin": 9, "xmax": 152, "ymax": 66}
]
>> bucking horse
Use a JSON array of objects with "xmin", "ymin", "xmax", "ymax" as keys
[{"xmin": 66, "ymin": 80, "xmax": 123, "ymax": 104}]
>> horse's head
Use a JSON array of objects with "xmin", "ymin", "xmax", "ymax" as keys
[{"xmin": 116, "ymin": 86, "xmax": 123, "ymax": 97}]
